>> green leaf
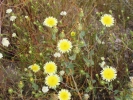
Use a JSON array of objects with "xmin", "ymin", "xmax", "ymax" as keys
[
  {"xmin": 78, "ymin": 41, "xmax": 86, "ymax": 47},
  {"xmin": 60, "ymin": 76, "xmax": 63, "ymax": 82},
  {"xmin": 114, "ymin": 96, "xmax": 121, "ymax": 100},
  {"xmin": 130, "ymin": 31, "xmax": 133, "ymax": 37},
  {"xmin": 65, "ymin": 68, "xmax": 74, "ymax": 75},
  {"xmin": 108, "ymin": 84, "xmax": 113, "ymax": 91},
  {"xmin": 85, "ymin": 87, "xmax": 91, "ymax": 93},
  {"xmin": 89, "ymin": 50, "xmax": 94, "ymax": 56},
  {"xmin": 69, "ymin": 54, "xmax": 76, "ymax": 60},
  {"xmin": 85, "ymin": 73, "xmax": 90, "ymax": 78},
  {"xmin": 83, "ymin": 56, "xmax": 90, "ymax": 67},
  {"xmin": 65, "ymin": 62, "xmax": 74, "ymax": 69},
  {"xmin": 92, "ymin": 80, "xmax": 96, "ymax": 83},
  {"xmin": 114, "ymin": 90, "xmax": 119, "ymax": 95},
  {"xmin": 32, "ymin": 83, "xmax": 38, "ymax": 90},
  {"xmin": 79, "ymin": 31, "xmax": 85, "ymax": 39},
  {"xmin": 52, "ymin": 33, "xmax": 56, "ymax": 41},
  {"xmin": 90, "ymin": 59, "xmax": 94, "ymax": 66},
  {"xmin": 64, "ymin": 62, "xmax": 75, "ymax": 75},
  {"xmin": 83, "ymin": 56, "xmax": 94, "ymax": 67},
  {"xmin": 95, "ymin": 34, "xmax": 101, "ymax": 43}
]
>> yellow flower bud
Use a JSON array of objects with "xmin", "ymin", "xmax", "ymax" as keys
[
  {"xmin": 71, "ymin": 31, "xmax": 76, "ymax": 37},
  {"xmin": 18, "ymin": 81, "xmax": 24, "ymax": 89}
]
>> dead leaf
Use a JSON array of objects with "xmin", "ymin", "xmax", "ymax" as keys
[{"xmin": 50, "ymin": 93, "xmax": 58, "ymax": 100}]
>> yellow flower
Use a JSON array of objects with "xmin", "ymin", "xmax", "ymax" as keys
[
  {"xmin": 57, "ymin": 39, "xmax": 72, "ymax": 53},
  {"xmin": 45, "ymin": 74, "xmax": 60, "ymax": 89},
  {"xmin": 70, "ymin": 31, "xmax": 76, "ymax": 37},
  {"xmin": 43, "ymin": 16, "xmax": 58, "ymax": 28},
  {"xmin": 44, "ymin": 61, "xmax": 57, "ymax": 74},
  {"xmin": 29, "ymin": 64, "xmax": 40, "ymax": 73},
  {"xmin": 58, "ymin": 89, "xmax": 71, "ymax": 100},
  {"xmin": 100, "ymin": 14, "xmax": 114, "ymax": 27},
  {"xmin": 100, "ymin": 66, "xmax": 117, "ymax": 82}
]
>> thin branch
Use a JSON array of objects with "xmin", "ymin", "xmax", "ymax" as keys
[{"xmin": 71, "ymin": 74, "xmax": 83, "ymax": 100}]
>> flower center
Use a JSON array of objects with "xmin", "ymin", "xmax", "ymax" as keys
[
  {"xmin": 32, "ymin": 65, "xmax": 38, "ymax": 71},
  {"xmin": 48, "ymin": 77, "xmax": 58, "ymax": 86},
  {"xmin": 104, "ymin": 69, "xmax": 114, "ymax": 79},
  {"xmin": 61, "ymin": 93, "xmax": 68, "ymax": 99},
  {"xmin": 60, "ymin": 42, "xmax": 70, "ymax": 51},
  {"xmin": 47, "ymin": 65, "xmax": 54, "ymax": 72},
  {"xmin": 48, "ymin": 19, "xmax": 54, "ymax": 25},
  {"xmin": 104, "ymin": 17, "xmax": 111, "ymax": 24}
]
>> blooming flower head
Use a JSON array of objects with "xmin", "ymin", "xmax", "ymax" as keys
[
  {"xmin": 45, "ymin": 74, "xmax": 60, "ymax": 89},
  {"xmin": 43, "ymin": 16, "xmax": 58, "ymax": 28},
  {"xmin": 44, "ymin": 61, "xmax": 57, "ymax": 74},
  {"xmin": 100, "ymin": 14, "xmax": 114, "ymax": 27},
  {"xmin": 100, "ymin": 66, "xmax": 117, "ymax": 82},
  {"xmin": 2, "ymin": 38, "xmax": 10, "ymax": 47},
  {"xmin": 60, "ymin": 11, "xmax": 67, "ymax": 16},
  {"xmin": 29, "ymin": 64, "xmax": 40, "ymax": 73},
  {"xmin": 0, "ymin": 53, "xmax": 3, "ymax": 59},
  {"xmin": 6, "ymin": 9, "xmax": 12, "ymax": 14},
  {"xmin": 10, "ymin": 16, "xmax": 17, "ymax": 21},
  {"xmin": 57, "ymin": 39, "xmax": 72, "ymax": 53},
  {"xmin": 58, "ymin": 89, "xmax": 71, "ymax": 100},
  {"xmin": 42, "ymin": 86, "xmax": 49, "ymax": 93}
]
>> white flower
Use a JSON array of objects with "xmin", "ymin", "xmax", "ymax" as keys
[
  {"xmin": 59, "ymin": 70, "xmax": 65, "ymax": 76},
  {"xmin": 99, "ymin": 61, "xmax": 106, "ymax": 68},
  {"xmin": 24, "ymin": 68, "xmax": 28, "ymax": 71},
  {"xmin": 2, "ymin": 38, "xmax": 10, "ymax": 47},
  {"xmin": 10, "ymin": 16, "xmax": 17, "ymax": 21},
  {"xmin": 129, "ymin": 76, "xmax": 133, "ymax": 81},
  {"xmin": 25, "ymin": 16, "xmax": 28, "ymax": 19},
  {"xmin": 84, "ymin": 94, "xmax": 90, "ymax": 100},
  {"xmin": 60, "ymin": 11, "xmax": 67, "ymax": 16},
  {"xmin": 6, "ymin": 9, "xmax": 12, "ymax": 14},
  {"xmin": 101, "ymin": 57, "xmax": 105, "ymax": 61},
  {"xmin": 12, "ymin": 33, "xmax": 17, "ymax": 37},
  {"xmin": 42, "ymin": 86, "xmax": 49, "ymax": 93},
  {"xmin": 101, "ymin": 41, "xmax": 105, "ymax": 44},
  {"xmin": 0, "ymin": 53, "xmax": 3, "ymax": 59},
  {"xmin": 53, "ymin": 52, "xmax": 61, "ymax": 57}
]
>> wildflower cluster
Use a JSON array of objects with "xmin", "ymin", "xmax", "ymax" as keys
[{"xmin": 2, "ymin": 1, "xmax": 132, "ymax": 99}]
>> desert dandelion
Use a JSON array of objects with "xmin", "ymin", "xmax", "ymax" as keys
[{"xmin": 100, "ymin": 14, "xmax": 114, "ymax": 27}]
